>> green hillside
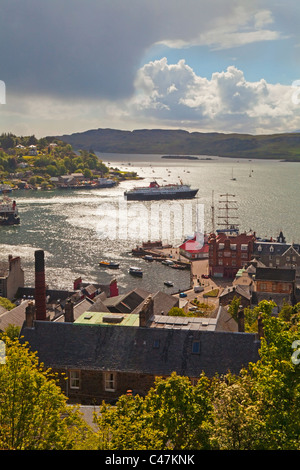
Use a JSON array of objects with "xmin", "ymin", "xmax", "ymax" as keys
[{"xmin": 52, "ymin": 128, "xmax": 300, "ymax": 160}]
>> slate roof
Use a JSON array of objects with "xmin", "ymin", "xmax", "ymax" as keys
[
  {"xmin": 20, "ymin": 320, "xmax": 260, "ymax": 377},
  {"xmin": 219, "ymin": 284, "xmax": 252, "ymax": 301},
  {"xmin": 255, "ymin": 267, "xmax": 296, "ymax": 282},
  {"xmin": 0, "ymin": 300, "xmax": 31, "ymax": 331}
]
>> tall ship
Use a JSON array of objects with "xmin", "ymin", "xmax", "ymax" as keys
[
  {"xmin": 124, "ymin": 181, "xmax": 198, "ymax": 201},
  {"xmin": 0, "ymin": 196, "xmax": 20, "ymax": 225}
]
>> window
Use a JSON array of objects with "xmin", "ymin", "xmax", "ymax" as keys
[
  {"xmin": 269, "ymin": 245, "xmax": 274, "ymax": 252},
  {"xmin": 286, "ymin": 256, "xmax": 290, "ymax": 261},
  {"xmin": 241, "ymin": 244, "xmax": 248, "ymax": 251},
  {"xmin": 218, "ymin": 243, "xmax": 224, "ymax": 250},
  {"xmin": 105, "ymin": 372, "xmax": 116, "ymax": 392},
  {"xmin": 276, "ymin": 258, "xmax": 280, "ymax": 265},
  {"xmin": 153, "ymin": 339, "xmax": 160, "ymax": 349},
  {"xmin": 231, "ymin": 244, "xmax": 237, "ymax": 251},
  {"xmin": 69, "ymin": 370, "xmax": 80, "ymax": 389},
  {"xmin": 257, "ymin": 245, "xmax": 262, "ymax": 252},
  {"xmin": 192, "ymin": 341, "xmax": 200, "ymax": 354}
]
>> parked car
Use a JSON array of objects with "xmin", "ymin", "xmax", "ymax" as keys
[
  {"xmin": 179, "ymin": 292, "xmax": 187, "ymax": 298},
  {"xmin": 201, "ymin": 274, "xmax": 210, "ymax": 279}
]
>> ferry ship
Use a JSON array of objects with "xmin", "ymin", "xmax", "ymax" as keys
[
  {"xmin": 0, "ymin": 196, "xmax": 20, "ymax": 225},
  {"xmin": 124, "ymin": 181, "xmax": 198, "ymax": 201}
]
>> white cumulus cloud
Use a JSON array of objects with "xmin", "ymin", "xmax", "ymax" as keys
[{"xmin": 129, "ymin": 59, "xmax": 300, "ymax": 133}]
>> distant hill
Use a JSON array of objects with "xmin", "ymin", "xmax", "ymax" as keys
[{"xmin": 52, "ymin": 128, "xmax": 300, "ymax": 160}]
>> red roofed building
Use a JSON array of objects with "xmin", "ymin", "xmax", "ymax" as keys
[
  {"xmin": 208, "ymin": 231, "xmax": 256, "ymax": 278},
  {"xmin": 179, "ymin": 234, "xmax": 209, "ymax": 260}
]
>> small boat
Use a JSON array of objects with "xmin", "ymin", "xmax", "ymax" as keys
[
  {"xmin": 144, "ymin": 255, "xmax": 153, "ymax": 261},
  {"xmin": 0, "ymin": 196, "xmax": 20, "ymax": 225},
  {"xmin": 171, "ymin": 264, "xmax": 186, "ymax": 270},
  {"xmin": 161, "ymin": 259, "xmax": 174, "ymax": 266},
  {"xmin": 164, "ymin": 281, "xmax": 174, "ymax": 287},
  {"xmin": 99, "ymin": 261, "xmax": 119, "ymax": 269},
  {"xmin": 129, "ymin": 266, "xmax": 143, "ymax": 277}
]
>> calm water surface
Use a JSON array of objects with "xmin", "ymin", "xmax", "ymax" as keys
[{"xmin": 0, "ymin": 154, "xmax": 299, "ymax": 292}]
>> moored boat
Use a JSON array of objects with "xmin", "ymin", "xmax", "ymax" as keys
[
  {"xmin": 99, "ymin": 261, "xmax": 119, "ymax": 269},
  {"xmin": 124, "ymin": 181, "xmax": 198, "ymax": 201},
  {"xmin": 0, "ymin": 196, "xmax": 20, "ymax": 225},
  {"xmin": 129, "ymin": 266, "xmax": 143, "ymax": 277},
  {"xmin": 161, "ymin": 259, "xmax": 174, "ymax": 266}
]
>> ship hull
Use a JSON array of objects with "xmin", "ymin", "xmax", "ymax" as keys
[{"xmin": 125, "ymin": 189, "xmax": 198, "ymax": 201}]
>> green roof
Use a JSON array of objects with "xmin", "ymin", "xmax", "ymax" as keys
[{"xmin": 74, "ymin": 311, "xmax": 140, "ymax": 327}]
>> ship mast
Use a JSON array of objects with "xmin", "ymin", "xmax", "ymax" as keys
[
  {"xmin": 211, "ymin": 190, "xmax": 215, "ymax": 233},
  {"xmin": 217, "ymin": 193, "xmax": 239, "ymax": 233}
]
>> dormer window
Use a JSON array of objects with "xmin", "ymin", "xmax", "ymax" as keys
[
  {"xmin": 270, "ymin": 246, "xmax": 274, "ymax": 252},
  {"xmin": 257, "ymin": 245, "xmax": 262, "ymax": 252}
]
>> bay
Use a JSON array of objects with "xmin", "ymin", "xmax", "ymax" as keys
[{"xmin": 0, "ymin": 153, "xmax": 299, "ymax": 293}]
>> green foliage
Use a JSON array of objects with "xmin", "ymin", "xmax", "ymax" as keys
[
  {"xmin": 167, "ymin": 307, "xmax": 186, "ymax": 316},
  {"xmin": 0, "ymin": 337, "xmax": 92, "ymax": 450},
  {"xmin": 0, "ymin": 297, "xmax": 15, "ymax": 311},
  {"xmin": 0, "ymin": 300, "xmax": 299, "ymax": 450}
]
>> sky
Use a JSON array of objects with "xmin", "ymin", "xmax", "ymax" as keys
[{"xmin": 0, "ymin": 0, "xmax": 299, "ymax": 137}]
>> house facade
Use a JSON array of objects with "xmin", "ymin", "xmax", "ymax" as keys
[
  {"xmin": 253, "ymin": 232, "xmax": 300, "ymax": 277},
  {"xmin": 20, "ymin": 298, "xmax": 261, "ymax": 405},
  {"xmin": 208, "ymin": 231, "xmax": 255, "ymax": 279}
]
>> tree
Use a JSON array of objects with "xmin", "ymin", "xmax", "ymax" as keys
[
  {"xmin": 146, "ymin": 372, "xmax": 212, "ymax": 450},
  {"xmin": 0, "ymin": 297, "xmax": 15, "ymax": 311},
  {"xmin": 168, "ymin": 307, "xmax": 186, "ymax": 316},
  {"xmin": 0, "ymin": 337, "xmax": 91, "ymax": 450},
  {"xmin": 228, "ymin": 295, "xmax": 242, "ymax": 322}
]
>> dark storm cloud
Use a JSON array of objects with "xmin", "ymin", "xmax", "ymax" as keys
[
  {"xmin": 0, "ymin": 0, "xmax": 159, "ymax": 99},
  {"xmin": 0, "ymin": 0, "xmax": 246, "ymax": 101}
]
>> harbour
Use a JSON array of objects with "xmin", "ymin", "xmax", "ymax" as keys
[{"xmin": 0, "ymin": 153, "xmax": 299, "ymax": 295}]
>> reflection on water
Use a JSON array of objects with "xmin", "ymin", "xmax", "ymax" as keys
[{"xmin": 0, "ymin": 154, "xmax": 299, "ymax": 292}]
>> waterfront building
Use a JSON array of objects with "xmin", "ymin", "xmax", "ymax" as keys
[
  {"xmin": 253, "ymin": 231, "xmax": 300, "ymax": 277},
  {"xmin": 208, "ymin": 231, "xmax": 256, "ymax": 279}
]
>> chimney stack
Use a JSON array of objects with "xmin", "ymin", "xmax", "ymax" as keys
[
  {"xmin": 139, "ymin": 296, "xmax": 154, "ymax": 327},
  {"xmin": 25, "ymin": 301, "xmax": 36, "ymax": 328},
  {"xmin": 34, "ymin": 250, "xmax": 47, "ymax": 320},
  {"xmin": 237, "ymin": 309, "xmax": 245, "ymax": 332},
  {"xmin": 64, "ymin": 300, "xmax": 74, "ymax": 323}
]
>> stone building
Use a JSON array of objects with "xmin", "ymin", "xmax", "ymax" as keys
[{"xmin": 0, "ymin": 255, "xmax": 24, "ymax": 300}]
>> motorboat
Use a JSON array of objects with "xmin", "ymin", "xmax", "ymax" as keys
[{"xmin": 129, "ymin": 266, "xmax": 143, "ymax": 277}]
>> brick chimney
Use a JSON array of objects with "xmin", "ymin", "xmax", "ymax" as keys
[
  {"xmin": 34, "ymin": 250, "xmax": 47, "ymax": 320},
  {"xmin": 139, "ymin": 296, "xmax": 154, "ymax": 327},
  {"xmin": 64, "ymin": 300, "xmax": 74, "ymax": 323}
]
